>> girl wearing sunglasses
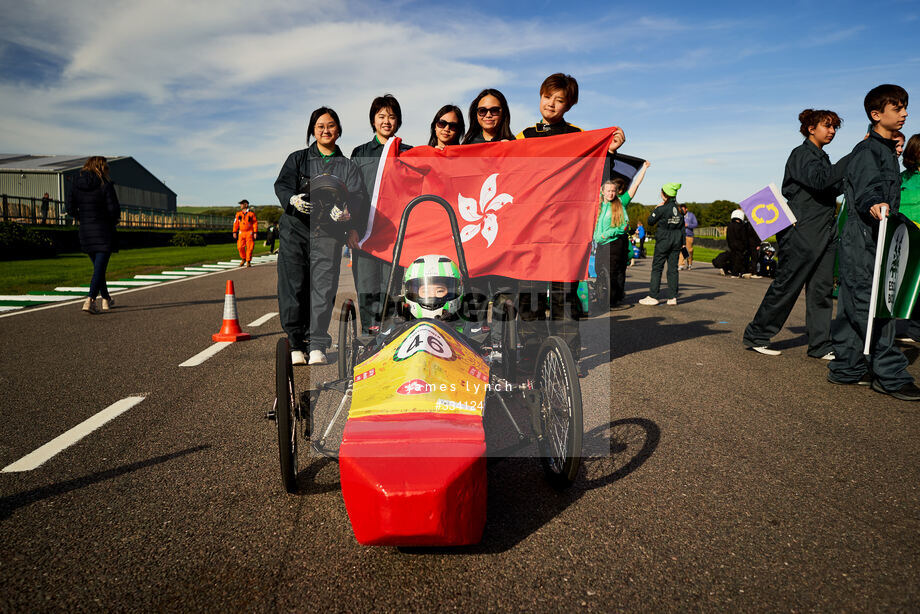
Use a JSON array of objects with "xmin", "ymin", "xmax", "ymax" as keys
[
  {"xmin": 462, "ymin": 88, "xmax": 514, "ymax": 144},
  {"xmin": 428, "ymin": 105, "xmax": 465, "ymax": 149}
]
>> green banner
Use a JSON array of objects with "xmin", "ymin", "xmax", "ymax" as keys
[{"xmin": 877, "ymin": 214, "xmax": 920, "ymax": 319}]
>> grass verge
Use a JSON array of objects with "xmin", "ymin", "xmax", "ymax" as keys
[{"xmin": 2, "ymin": 243, "xmax": 272, "ymax": 295}]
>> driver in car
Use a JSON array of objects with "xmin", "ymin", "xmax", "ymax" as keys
[{"xmin": 371, "ymin": 254, "xmax": 490, "ymax": 351}]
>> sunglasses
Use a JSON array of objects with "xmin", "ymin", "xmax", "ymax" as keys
[
  {"xmin": 477, "ymin": 106, "xmax": 502, "ymax": 118},
  {"xmin": 436, "ymin": 119, "xmax": 460, "ymax": 131}
]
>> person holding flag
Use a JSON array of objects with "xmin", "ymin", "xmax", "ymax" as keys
[
  {"xmin": 350, "ymin": 95, "xmax": 411, "ymax": 335},
  {"xmin": 742, "ymin": 109, "xmax": 847, "ymax": 357},
  {"xmin": 515, "ymin": 73, "xmax": 626, "ymax": 374},
  {"xmin": 827, "ymin": 84, "xmax": 919, "ymax": 401}
]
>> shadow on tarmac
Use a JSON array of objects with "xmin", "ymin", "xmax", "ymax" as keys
[
  {"xmin": 399, "ymin": 417, "xmax": 661, "ymax": 555},
  {"xmin": 0, "ymin": 445, "xmax": 209, "ymax": 522}
]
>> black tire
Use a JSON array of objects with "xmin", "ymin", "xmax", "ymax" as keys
[
  {"xmin": 276, "ymin": 337, "xmax": 299, "ymax": 493},
  {"xmin": 593, "ymin": 268, "xmax": 611, "ymax": 315},
  {"xmin": 338, "ymin": 299, "xmax": 358, "ymax": 381},
  {"xmin": 534, "ymin": 336, "xmax": 583, "ymax": 488},
  {"xmin": 499, "ymin": 301, "xmax": 519, "ymax": 382}
]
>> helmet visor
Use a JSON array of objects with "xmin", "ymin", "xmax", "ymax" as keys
[{"xmin": 404, "ymin": 276, "xmax": 462, "ymax": 310}]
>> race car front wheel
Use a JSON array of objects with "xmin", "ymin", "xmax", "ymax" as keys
[
  {"xmin": 276, "ymin": 337, "xmax": 300, "ymax": 493},
  {"xmin": 535, "ymin": 336, "xmax": 583, "ymax": 489},
  {"xmin": 338, "ymin": 299, "xmax": 358, "ymax": 381}
]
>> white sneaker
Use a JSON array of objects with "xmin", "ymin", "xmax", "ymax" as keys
[
  {"xmin": 678, "ymin": 265, "xmax": 686, "ymax": 271},
  {"xmin": 741, "ymin": 273, "xmax": 752, "ymax": 279},
  {"xmin": 819, "ymin": 352, "xmax": 835, "ymax": 361},
  {"xmin": 308, "ymin": 349, "xmax": 328, "ymax": 365},
  {"xmin": 751, "ymin": 274, "xmax": 762, "ymax": 279},
  {"xmin": 82, "ymin": 298, "xmax": 100, "ymax": 314},
  {"xmin": 719, "ymin": 269, "xmax": 726, "ymax": 276},
  {"xmin": 666, "ymin": 297, "xmax": 677, "ymax": 306},
  {"xmin": 101, "ymin": 298, "xmax": 115, "ymax": 310},
  {"xmin": 291, "ymin": 350, "xmax": 307, "ymax": 365},
  {"xmin": 751, "ymin": 346, "xmax": 781, "ymax": 356},
  {"xmin": 638, "ymin": 296, "xmax": 660, "ymax": 306}
]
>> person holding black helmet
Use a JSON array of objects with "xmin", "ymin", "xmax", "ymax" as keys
[{"xmin": 274, "ymin": 107, "xmax": 368, "ymax": 366}]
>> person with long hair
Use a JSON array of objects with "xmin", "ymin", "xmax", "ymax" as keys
[
  {"xmin": 461, "ymin": 89, "xmax": 514, "ymax": 144},
  {"xmin": 275, "ymin": 106, "xmax": 367, "ymax": 365},
  {"xmin": 595, "ymin": 161, "xmax": 650, "ymax": 307},
  {"xmin": 460, "ymin": 90, "xmax": 515, "ymax": 347},
  {"xmin": 428, "ymin": 105, "xmax": 465, "ymax": 148},
  {"xmin": 67, "ymin": 156, "xmax": 120, "ymax": 314},
  {"xmin": 593, "ymin": 180, "xmax": 630, "ymax": 308},
  {"xmin": 350, "ymin": 94, "xmax": 411, "ymax": 335},
  {"xmin": 743, "ymin": 108, "xmax": 846, "ymax": 358}
]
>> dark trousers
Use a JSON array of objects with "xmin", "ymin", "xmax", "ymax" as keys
[
  {"xmin": 743, "ymin": 228, "xmax": 835, "ymax": 357},
  {"xmin": 649, "ymin": 245, "xmax": 680, "ymax": 300},
  {"xmin": 87, "ymin": 252, "xmax": 111, "ymax": 300},
  {"xmin": 519, "ymin": 280, "xmax": 581, "ymax": 361},
  {"xmin": 597, "ymin": 237, "xmax": 628, "ymax": 306},
  {"xmin": 277, "ymin": 214, "xmax": 342, "ymax": 352},
  {"xmin": 828, "ymin": 219, "xmax": 912, "ymax": 388},
  {"xmin": 467, "ymin": 275, "xmax": 518, "ymax": 348},
  {"xmin": 352, "ymin": 250, "xmax": 400, "ymax": 335}
]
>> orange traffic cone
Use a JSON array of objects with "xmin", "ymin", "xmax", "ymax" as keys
[{"xmin": 212, "ymin": 280, "xmax": 251, "ymax": 342}]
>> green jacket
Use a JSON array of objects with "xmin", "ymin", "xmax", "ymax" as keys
[
  {"xmin": 593, "ymin": 199, "xmax": 629, "ymax": 244},
  {"xmin": 900, "ymin": 169, "xmax": 920, "ymax": 223}
]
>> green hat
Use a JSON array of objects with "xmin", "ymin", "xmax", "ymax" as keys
[{"xmin": 662, "ymin": 183, "xmax": 682, "ymax": 197}]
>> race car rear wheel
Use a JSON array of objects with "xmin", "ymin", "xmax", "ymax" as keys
[
  {"xmin": 535, "ymin": 336, "xmax": 583, "ymax": 488},
  {"xmin": 338, "ymin": 299, "xmax": 358, "ymax": 381},
  {"xmin": 276, "ymin": 337, "xmax": 300, "ymax": 493}
]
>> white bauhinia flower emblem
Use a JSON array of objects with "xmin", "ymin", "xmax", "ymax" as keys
[{"xmin": 458, "ymin": 173, "xmax": 513, "ymax": 247}]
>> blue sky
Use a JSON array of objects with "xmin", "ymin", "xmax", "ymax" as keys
[{"xmin": 1, "ymin": 0, "xmax": 918, "ymax": 206}]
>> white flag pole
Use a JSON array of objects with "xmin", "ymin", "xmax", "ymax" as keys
[{"xmin": 864, "ymin": 205, "xmax": 890, "ymax": 355}]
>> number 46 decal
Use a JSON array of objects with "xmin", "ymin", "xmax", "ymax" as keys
[{"xmin": 394, "ymin": 325, "xmax": 454, "ymax": 361}]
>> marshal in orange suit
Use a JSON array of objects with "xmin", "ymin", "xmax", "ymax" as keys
[{"xmin": 233, "ymin": 199, "xmax": 258, "ymax": 267}]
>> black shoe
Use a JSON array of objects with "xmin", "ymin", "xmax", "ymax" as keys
[
  {"xmin": 827, "ymin": 372, "xmax": 872, "ymax": 386},
  {"xmin": 870, "ymin": 379, "xmax": 920, "ymax": 401}
]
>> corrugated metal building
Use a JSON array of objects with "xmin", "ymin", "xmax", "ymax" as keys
[{"xmin": 0, "ymin": 154, "xmax": 177, "ymax": 212}]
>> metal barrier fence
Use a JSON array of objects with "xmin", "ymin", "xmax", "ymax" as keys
[
  {"xmin": 0, "ymin": 195, "xmax": 232, "ymax": 229},
  {"xmin": 694, "ymin": 226, "xmax": 726, "ymax": 238}
]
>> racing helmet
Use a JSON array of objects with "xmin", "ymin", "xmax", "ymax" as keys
[
  {"xmin": 402, "ymin": 254, "xmax": 464, "ymax": 320},
  {"xmin": 300, "ymin": 173, "xmax": 348, "ymax": 218}
]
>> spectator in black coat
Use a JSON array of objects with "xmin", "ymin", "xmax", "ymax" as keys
[
  {"xmin": 724, "ymin": 210, "xmax": 752, "ymax": 277},
  {"xmin": 67, "ymin": 156, "xmax": 120, "ymax": 314}
]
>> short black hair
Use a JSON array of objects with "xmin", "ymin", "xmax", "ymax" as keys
[
  {"xmin": 369, "ymin": 94, "xmax": 402, "ymax": 132},
  {"xmin": 428, "ymin": 104, "xmax": 465, "ymax": 147},
  {"xmin": 864, "ymin": 84, "xmax": 908, "ymax": 123},
  {"xmin": 540, "ymin": 73, "xmax": 579, "ymax": 110},
  {"xmin": 307, "ymin": 107, "xmax": 342, "ymax": 143}
]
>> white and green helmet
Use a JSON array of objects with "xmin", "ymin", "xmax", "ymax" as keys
[{"xmin": 402, "ymin": 254, "xmax": 464, "ymax": 320}]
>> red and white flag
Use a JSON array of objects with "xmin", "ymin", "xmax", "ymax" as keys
[{"xmin": 359, "ymin": 128, "xmax": 617, "ymax": 281}]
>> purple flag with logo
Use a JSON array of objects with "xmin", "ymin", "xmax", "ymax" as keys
[{"xmin": 738, "ymin": 183, "xmax": 797, "ymax": 241}]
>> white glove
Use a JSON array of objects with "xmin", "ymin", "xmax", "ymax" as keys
[
  {"xmin": 289, "ymin": 194, "xmax": 311, "ymax": 214},
  {"xmin": 330, "ymin": 205, "xmax": 351, "ymax": 222}
]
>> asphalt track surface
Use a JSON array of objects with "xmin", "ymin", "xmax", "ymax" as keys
[{"xmin": 1, "ymin": 257, "xmax": 918, "ymax": 612}]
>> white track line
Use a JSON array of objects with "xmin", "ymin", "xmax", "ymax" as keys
[
  {"xmin": 179, "ymin": 342, "xmax": 231, "ymax": 367},
  {"xmin": 0, "ymin": 294, "xmax": 74, "ymax": 302},
  {"xmin": 2, "ymin": 396, "xmax": 146, "ymax": 472},
  {"xmin": 247, "ymin": 312, "xmax": 278, "ymax": 327}
]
